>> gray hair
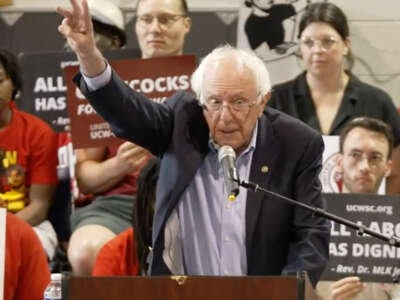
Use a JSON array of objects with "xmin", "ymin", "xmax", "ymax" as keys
[{"xmin": 191, "ymin": 44, "xmax": 271, "ymax": 104}]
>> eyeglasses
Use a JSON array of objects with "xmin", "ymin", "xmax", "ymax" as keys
[
  {"xmin": 300, "ymin": 36, "xmax": 338, "ymax": 51},
  {"xmin": 347, "ymin": 151, "xmax": 385, "ymax": 167},
  {"xmin": 202, "ymin": 97, "xmax": 257, "ymax": 114},
  {"xmin": 136, "ymin": 13, "xmax": 186, "ymax": 29}
]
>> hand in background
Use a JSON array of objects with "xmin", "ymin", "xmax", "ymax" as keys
[
  {"xmin": 75, "ymin": 142, "xmax": 151, "ymax": 195},
  {"xmin": 114, "ymin": 142, "xmax": 152, "ymax": 176},
  {"xmin": 328, "ymin": 276, "xmax": 366, "ymax": 300}
]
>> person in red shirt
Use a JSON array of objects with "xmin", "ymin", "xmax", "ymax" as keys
[
  {"xmin": 4, "ymin": 212, "xmax": 51, "ymax": 300},
  {"xmin": 0, "ymin": 48, "xmax": 58, "ymax": 259},
  {"xmin": 66, "ymin": 0, "xmax": 146, "ymax": 276},
  {"xmin": 92, "ymin": 158, "xmax": 160, "ymax": 276}
]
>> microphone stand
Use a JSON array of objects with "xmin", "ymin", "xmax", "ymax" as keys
[{"xmin": 236, "ymin": 179, "xmax": 400, "ymax": 282}]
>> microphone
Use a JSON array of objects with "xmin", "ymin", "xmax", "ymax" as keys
[{"xmin": 218, "ymin": 145, "xmax": 240, "ymax": 201}]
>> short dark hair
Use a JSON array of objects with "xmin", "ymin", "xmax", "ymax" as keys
[
  {"xmin": 298, "ymin": 2, "xmax": 354, "ymax": 70},
  {"xmin": 133, "ymin": 157, "xmax": 160, "ymax": 273},
  {"xmin": 339, "ymin": 117, "xmax": 394, "ymax": 159},
  {"xmin": 135, "ymin": 0, "xmax": 189, "ymax": 15},
  {"xmin": 0, "ymin": 48, "xmax": 22, "ymax": 100}
]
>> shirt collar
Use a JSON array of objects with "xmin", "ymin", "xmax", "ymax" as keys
[
  {"xmin": 294, "ymin": 71, "xmax": 309, "ymax": 97},
  {"xmin": 344, "ymin": 73, "xmax": 361, "ymax": 103},
  {"xmin": 295, "ymin": 71, "xmax": 360, "ymax": 104}
]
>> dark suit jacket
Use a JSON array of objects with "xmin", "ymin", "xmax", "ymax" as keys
[{"xmin": 75, "ymin": 71, "xmax": 330, "ymax": 286}]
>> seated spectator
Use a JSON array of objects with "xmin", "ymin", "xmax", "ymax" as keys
[
  {"xmin": 4, "ymin": 212, "xmax": 50, "ymax": 300},
  {"xmin": 0, "ymin": 48, "xmax": 58, "ymax": 259},
  {"xmin": 53, "ymin": 0, "xmax": 130, "ymax": 251},
  {"xmin": 92, "ymin": 158, "xmax": 160, "ymax": 276},
  {"xmin": 336, "ymin": 117, "xmax": 392, "ymax": 194},
  {"xmin": 67, "ymin": 0, "xmax": 191, "ymax": 276},
  {"xmin": 66, "ymin": 0, "xmax": 142, "ymax": 275},
  {"xmin": 269, "ymin": 2, "xmax": 400, "ymax": 194},
  {"xmin": 317, "ymin": 117, "xmax": 400, "ymax": 300}
]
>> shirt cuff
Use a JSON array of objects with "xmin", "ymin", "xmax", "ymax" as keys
[{"xmin": 81, "ymin": 62, "xmax": 112, "ymax": 91}]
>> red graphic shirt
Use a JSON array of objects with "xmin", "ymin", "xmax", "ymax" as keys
[{"xmin": 0, "ymin": 103, "xmax": 58, "ymax": 212}]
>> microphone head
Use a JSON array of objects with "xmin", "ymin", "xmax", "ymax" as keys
[{"xmin": 218, "ymin": 145, "xmax": 236, "ymax": 163}]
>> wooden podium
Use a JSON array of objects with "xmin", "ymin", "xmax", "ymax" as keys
[{"xmin": 62, "ymin": 272, "xmax": 319, "ymax": 300}]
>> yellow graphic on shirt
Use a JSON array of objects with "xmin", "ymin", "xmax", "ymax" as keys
[
  {"xmin": 2, "ymin": 150, "xmax": 17, "ymax": 168},
  {"xmin": 0, "ymin": 150, "xmax": 28, "ymax": 212}
]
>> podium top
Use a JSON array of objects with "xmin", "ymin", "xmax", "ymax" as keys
[{"xmin": 65, "ymin": 273, "xmax": 318, "ymax": 300}]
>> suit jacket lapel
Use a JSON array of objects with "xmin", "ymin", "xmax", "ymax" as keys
[
  {"xmin": 153, "ymin": 100, "xmax": 209, "ymax": 273},
  {"xmin": 246, "ymin": 113, "xmax": 279, "ymax": 253},
  {"xmin": 330, "ymin": 97, "xmax": 354, "ymax": 134},
  {"xmin": 164, "ymin": 103, "xmax": 210, "ymax": 223}
]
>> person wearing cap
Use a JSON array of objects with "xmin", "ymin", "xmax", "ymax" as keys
[
  {"xmin": 87, "ymin": 0, "xmax": 126, "ymax": 49},
  {"xmin": 66, "ymin": 0, "xmax": 191, "ymax": 275},
  {"xmin": 63, "ymin": 0, "xmax": 126, "ymax": 50}
]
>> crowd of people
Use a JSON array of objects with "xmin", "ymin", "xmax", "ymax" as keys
[{"xmin": 2, "ymin": 0, "xmax": 400, "ymax": 300}]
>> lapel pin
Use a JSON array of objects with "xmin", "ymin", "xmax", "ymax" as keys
[{"xmin": 261, "ymin": 165, "xmax": 269, "ymax": 173}]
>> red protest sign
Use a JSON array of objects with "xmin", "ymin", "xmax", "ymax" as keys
[{"xmin": 64, "ymin": 55, "xmax": 196, "ymax": 149}]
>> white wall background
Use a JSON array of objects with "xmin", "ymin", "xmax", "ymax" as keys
[
  {"xmin": 337, "ymin": 0, "xmax": 400, "ymax": 106},
  {"xmin": 236, "ymin": 0, "xmax": 400, "ymax": 106},
  {"xmin": 0, "ymin": 0, "xmax": 240, "ymax": 12},
  {"xmin": 1, "ymin": 0, "xmax": 400, "ymax": 105}
]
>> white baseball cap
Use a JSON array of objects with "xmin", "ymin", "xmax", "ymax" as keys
[{"xmin": 87, "ymin": 0, "xmax": 126, "ymax": 46}]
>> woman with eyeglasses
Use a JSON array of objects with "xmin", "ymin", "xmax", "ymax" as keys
[
  {"xmin": 269, "ymin": 3, "xmax": 400, "ymax": 300},
  {"xmin": 269, "ymin": 2, "xmax": 400, "ymax": 196}
]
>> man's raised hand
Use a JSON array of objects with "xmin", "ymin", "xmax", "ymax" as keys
[{"xmin": 56, "ymin": 0, "xmax": 106, "ymax": 76}]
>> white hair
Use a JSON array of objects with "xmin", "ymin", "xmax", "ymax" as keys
[{"xmin": 190, "ymin": 44, "xmax": 271, "ymax": 104}]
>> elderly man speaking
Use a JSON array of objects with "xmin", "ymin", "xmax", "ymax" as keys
[{"xmin": 57, "ymin": 0, "xmax": 330, "ymax": 286}]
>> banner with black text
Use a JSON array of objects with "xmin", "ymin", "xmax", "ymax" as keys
[
  {"xmin": 322, "ymin": 193, "xmax": 400, "ymax": 283},
  {"xmin": 18, "ymin": 49, "xmax": 140, "ymax": 132}
]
